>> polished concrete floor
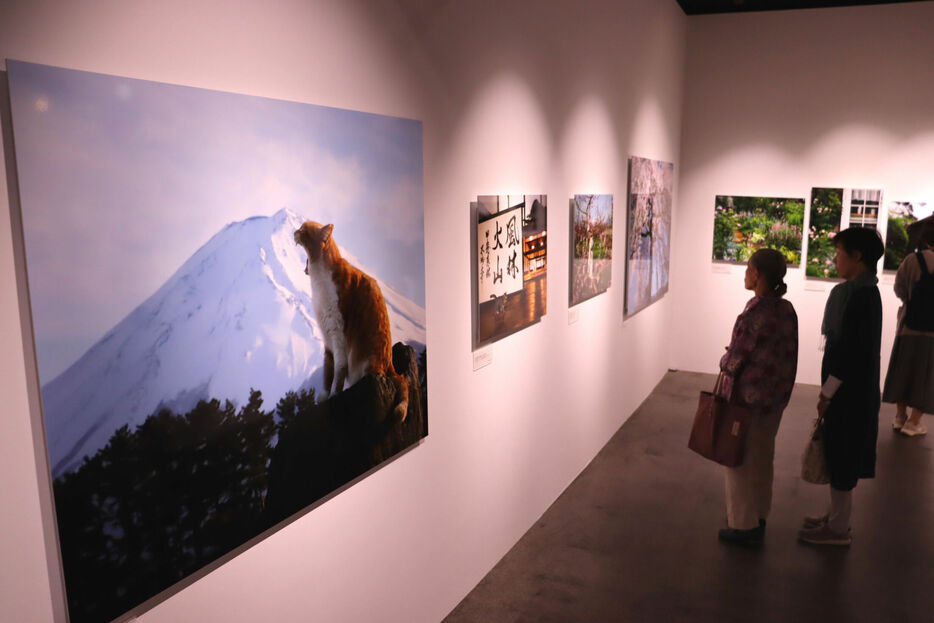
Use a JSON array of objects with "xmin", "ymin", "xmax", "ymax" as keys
[{"xmin": 445, "ymin": 371, "xmax": 933, "ymax": 623}]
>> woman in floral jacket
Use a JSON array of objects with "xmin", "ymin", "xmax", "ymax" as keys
[{"xmin": 717, "ymin": 248, "xmax": 799, "ymax": 546}]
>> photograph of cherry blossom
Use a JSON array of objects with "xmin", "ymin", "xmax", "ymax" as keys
[{"xmin": 626, "ymin": 156, "xmax": 673, "ymax": 317}]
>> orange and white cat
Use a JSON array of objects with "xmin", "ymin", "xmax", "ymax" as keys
[{"xmin": 294, "ymin": 221, "xmax": 409, "ymax": 421}]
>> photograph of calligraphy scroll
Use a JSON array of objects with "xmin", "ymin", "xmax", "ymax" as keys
[
  {"xmin": 570, "ymin": 194, "xmax": 613, "ymax": 307},
  {"xmin": 625, "ymin": 156, "xmax": 673, "ymax": 317},
  {"xmin": 474, "ymin": 194, "xmax": 547, "ymax": 347}
]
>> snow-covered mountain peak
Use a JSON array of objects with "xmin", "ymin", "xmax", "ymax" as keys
[{"xmin": 42, "ymin": 211, "xmax": 425, "ymax": 478}]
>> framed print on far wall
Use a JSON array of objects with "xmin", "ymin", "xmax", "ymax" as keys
[
  {"xmin": 625, "ymin": 156, "xmax": 673, "ymax": 317},
  {"xmin": 569, "ymin": 194, "xmax": 613, "ymax": 307}
]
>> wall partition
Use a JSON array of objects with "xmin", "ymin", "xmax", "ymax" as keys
[{"xmin": 0, "ymin": 0, "xmax": 686, "ymax": 621}]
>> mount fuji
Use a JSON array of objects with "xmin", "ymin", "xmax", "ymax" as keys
[{"xmin": 41, "ymin": 208, "xmax": 426, "ymax": 478}]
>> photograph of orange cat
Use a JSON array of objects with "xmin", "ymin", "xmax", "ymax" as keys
[
  {"xmin": 9, "ymin": 59, "xmax": 426, "ymax": 622},
  {"xmin": 295, "ymin": 221, "xmax": 409, "ymax": 421}
]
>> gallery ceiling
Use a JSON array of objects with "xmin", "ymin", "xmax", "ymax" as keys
[{"xmin": 676, "ymin": 0, "xmax": 927, "ymax": 14}]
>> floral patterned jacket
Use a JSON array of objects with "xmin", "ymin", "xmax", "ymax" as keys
[{"xmin": 718, "ymin": 295, "xmax": 799, "ymax": 410}]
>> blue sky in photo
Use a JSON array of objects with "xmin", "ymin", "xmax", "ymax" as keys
[{"xmin": 8, "ymin": 60, "xmax": 424, "ymax": 382}]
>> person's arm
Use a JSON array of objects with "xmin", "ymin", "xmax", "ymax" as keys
[
  {"xmin": 818, "ymin": 303, "xmax": 852, "ymax": 415},
  {"xmin": 719, "ymin": 308, "xmax": 756, "ymax": 377},
  {"xmin": 820, "ymin": 288, "xmax": 879, "ymax": 406},
  {"xmin": 818, "ymin": 376, "xmax": 841, "ymax": 415},
  {"xmin": 775, "ymin": 305, "xmax": 799, "ymax": 409}
]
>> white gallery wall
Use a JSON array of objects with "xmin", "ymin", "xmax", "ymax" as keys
[
  {"xmin": 672, "ymin": 1, "xmax": 934, "ymax": 384},
  {"xmin": 0, "ymin": 1, "xmax": 686, "ymax": 621}
]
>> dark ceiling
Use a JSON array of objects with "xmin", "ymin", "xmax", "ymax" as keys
[{"xmin": 677, "ymin": 0, "xmax": 928, "ymax": 14}]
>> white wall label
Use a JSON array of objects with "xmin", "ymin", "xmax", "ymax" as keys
[
  {"xmin": 472, "ymin": 348, "xmax": 493, "ymax": 371},
  {"xmin": 711, "ymin": 264, "xmax": 731, "ymax": 274},
  {"xmin": 568, "ymin": 307, "xmax": 580, "ymax": 325}
]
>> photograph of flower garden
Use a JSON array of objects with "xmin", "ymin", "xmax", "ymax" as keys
[
  {"xmin": 806, "ymin": 187, "xmax": 844, "ymax": 279},
  {"xmin": 712, "ymin": 195, "xmax": 804, "ymax": 265}
]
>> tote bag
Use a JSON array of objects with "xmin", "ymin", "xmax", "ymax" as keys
[
  {"xmin": 688, "ymin": 374, "xmax": 754, "ymax": 467},
  {"xmin": 801, "ymin": 415, "xmax": 830, "ymax": 484}
]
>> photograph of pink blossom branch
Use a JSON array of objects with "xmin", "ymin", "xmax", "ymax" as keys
[{"xmin": 626, "ymin": 156, "xmax": 672, "ymax": 317}]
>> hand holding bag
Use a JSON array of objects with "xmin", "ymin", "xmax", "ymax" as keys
[
  {"xmin": 688, "ymin": 374, "xmax": 754, "ymax": 467},
  {"xmin": 801, "ymin": 412, "xmax": 830, "ymax": 484}
]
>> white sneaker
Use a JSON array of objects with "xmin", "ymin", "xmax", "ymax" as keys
[{"xmin": 900, "ymin": 421, "xmax": 927, "ymax": 437}]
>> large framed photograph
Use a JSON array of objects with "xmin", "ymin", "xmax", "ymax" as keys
[
  {"xmin": 625, "ymin": 156, "xmax": 672, "ymax": 317},
  {"xmin": 806, "ymin": 187, "xmax": 882, "ymax": 279},
  {"xmin": 569, "ymin": 194, "xmax": 613, "ymax": 307},
  {"xmin": 473, "ymin": 194, "xmax": 547, "ymax": 348},
  {"xmin": 8, "ymin": 60, "xmax": 427, "ymax": 623},
  {"xmin": 712, "ymin": 195, "xmax": 804, "ymax": 266}
]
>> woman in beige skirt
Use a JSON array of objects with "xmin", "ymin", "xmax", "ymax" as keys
[
  {"xmin": 717, "ymin": 248, "xmax": 799, "ymax": 546},
  {"xmin": 883, "ymin": 220, "xmax": 934, "ymax": 437}
]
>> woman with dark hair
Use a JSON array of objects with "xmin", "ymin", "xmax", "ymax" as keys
[
  {"xmin": 717, "ymin": 248, "xmax": 799, "ymax": 545},
  {"xmin": 882, "ymin": 220, "xmax": 934, "ymax": 436},
  {"xmin": 799, "ymin": 227, "xmax": 885, "ymax": 546}
]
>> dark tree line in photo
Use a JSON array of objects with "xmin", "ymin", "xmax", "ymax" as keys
[{"xmin": 53, "ymin": 345, "xmax": 427, "ymax": 623}]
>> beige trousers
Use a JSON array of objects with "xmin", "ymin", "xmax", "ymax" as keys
[{"xmin": 725, "ymin": 406, "xmax": 784, "ymax": 530}]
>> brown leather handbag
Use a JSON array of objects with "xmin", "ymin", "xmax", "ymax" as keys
[{"xmin": 688, "ymin": 374, "xmax": 754, "ymax": 467}]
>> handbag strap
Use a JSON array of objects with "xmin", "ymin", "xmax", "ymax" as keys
[{"xmin": 714, "ymin": 373, "xmax": 733, "ymax": 401}]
